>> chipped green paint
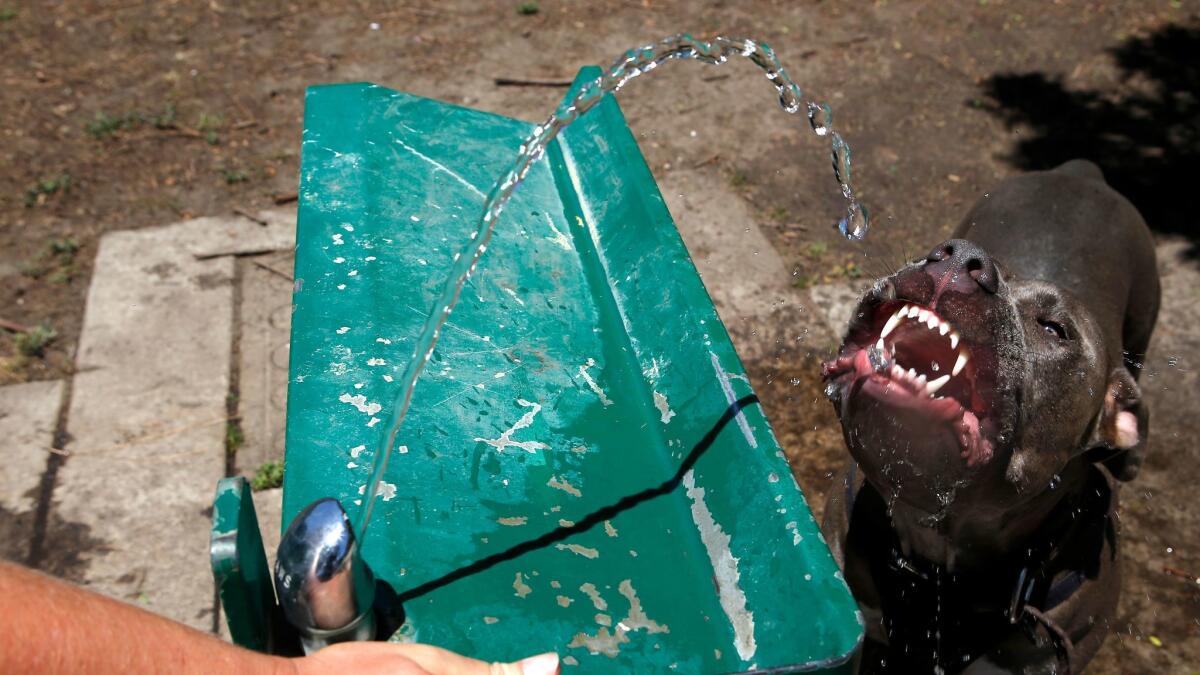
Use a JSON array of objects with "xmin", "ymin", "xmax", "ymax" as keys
[{"xmin": 282, "ymin": 68, "xmax": 861, "ymax": 672}]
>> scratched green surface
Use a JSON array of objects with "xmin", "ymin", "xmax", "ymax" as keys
[{"xmin": 283, "ymin": 69, "xmax": 861, "ymax": 672}]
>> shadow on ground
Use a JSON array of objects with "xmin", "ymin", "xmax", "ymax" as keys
[{"xmin": 980, "ymin": 22, "xmax": 1199, "ymax": 258}]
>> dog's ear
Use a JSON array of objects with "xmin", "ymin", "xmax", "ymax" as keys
[{"xmin": 1085, "ymin": 366, "xmax": 1149, "ymax": 481}]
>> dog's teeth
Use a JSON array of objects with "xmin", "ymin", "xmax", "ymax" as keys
[
  {"xmin": 953, "ymin": 352, "xmax": 968, "ymax": 376},
  {"xmin": 916, "ymin": 373, "xmax": 927, "ymax": 387},
  {"xmin": 880, "ymin": 311, "xmax": 902, "ymax": 339},
  {"xmin": 926, "ymin": 374, "xmax": 951, "ymax": 396},
  {"xmin": 949, "ymin": 332, "xmax": 960, "ymax": 350},
  {"xmin": 904, "ymin": 305, "xmax": 918, "ymax": 318},
  {"xmin": 876, "ymin": 338, "xmax": 886, "ymax": 352},
  {"xmin": 917, "ymin": 309, "xmax": 930, "ymax": 323},
  {"xmin": 892, "ymin": 364, "xmax": 904, "ymax": 380},
  {"xmin": 907, "ymin": 368, "xmax": 917, "ymax": 381},
  {"xmin": 927, "ymin": 315, "xmax": 940, "ymax": 330},
  {"xmin": 939, "ymin": 323, "xmax": 950, "ymax": 336}
]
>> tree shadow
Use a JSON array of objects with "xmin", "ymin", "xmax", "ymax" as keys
[{"xmin": 979, "ymin": 23, "xmax": 1200, "ymax": 259}]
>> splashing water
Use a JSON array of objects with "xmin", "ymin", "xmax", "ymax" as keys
[{"xmin": 356, "ymin": 33, "xmax": 870, "ymax": 535}]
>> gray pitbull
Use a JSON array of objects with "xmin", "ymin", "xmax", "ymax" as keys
[{"xmin": 820, "ymin": 160, "xmax": 1158, "ymax": 673}]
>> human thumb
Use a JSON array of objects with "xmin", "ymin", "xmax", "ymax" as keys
[{"xmin": 496, "ymin": 652, "xmax": 560, "ymax": 675}]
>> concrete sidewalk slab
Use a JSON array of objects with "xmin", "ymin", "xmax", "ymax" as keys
[
  {"xmin": 49, "ymin": 211, "xmax": 295, "ymax": 631},
  {"xmin": 0, "ymin": 379, "xmax": 63, "ymax": 561},
  {"xmin": 662, "ymin": 170, "xmax": 835, "ymax": 360}
]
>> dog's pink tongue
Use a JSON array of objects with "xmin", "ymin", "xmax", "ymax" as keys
[{"xmin": 956, "ymin": 410, "xmax": 993, "ymax": 467}]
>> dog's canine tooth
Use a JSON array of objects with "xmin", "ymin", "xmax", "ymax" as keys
[
  {"xmin": 926, "ymin": 374, "xmax": 951, "ymax": 396},
  {"xmin": 950, "ymin": 331, "xmax": 960, "ymax": 350},
  {"xmin": 876, "ymin": 338, "xmax": 886, "ymax": 352},
  {"xmin": 953, "ymin": 351, "xmax": 968, "ymax": 376},
  {"xmin": 880, "ymin": 311, "xmax": 903, "ymax": 339},
  {"xmin": 939, "ymin": 322, "xmax": 950, "ymax": 336}
]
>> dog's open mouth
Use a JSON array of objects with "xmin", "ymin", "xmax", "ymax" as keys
[{"xmin": 823, "ymin": 300, "xmax": 995, "ymax": 467}]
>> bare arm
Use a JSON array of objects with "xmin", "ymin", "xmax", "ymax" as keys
[
  {"xmin": 0, "ymin": 560, "xmax": 284, "ymax": 674},
  {"xmin": 0, "ymin": 561, "xmax": 557, "ymax": 675}
]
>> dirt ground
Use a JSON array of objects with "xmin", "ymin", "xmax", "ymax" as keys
[{"xmin": 2, "ymin": 0, "xmax": 1197, "ymax": 671}]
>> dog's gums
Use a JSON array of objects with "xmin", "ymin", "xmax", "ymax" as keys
[{"xmin": 822, "ymin": 301, "xmax": 995, "ymax": 467}]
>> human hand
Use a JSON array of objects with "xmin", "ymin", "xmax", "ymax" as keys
[{"xmin": 290, "ymin": 641, "xmax": 559, "ymax": 675}]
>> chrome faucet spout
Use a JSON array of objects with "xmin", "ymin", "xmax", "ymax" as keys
[{"xmin": 274, "ymin": 498, "xmax": 376, "ymax": 653}]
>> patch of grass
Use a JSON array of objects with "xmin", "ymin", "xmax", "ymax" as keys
[
  {"xmin": 221, "ymin": 168, "xmax": 249, "ymax": 185},
  {"xmin": 250, "ymin": 459, "xmax": 284, "ymax": 491},
  {"xmin": 49, "ymin": 236, "xmax": 79, "ymax": 259},
  {"xmin": 197, "ymin": 112, "xmax": 222, "ymax": 145},
  {"xmin": 19, "ymin": 235, "xmax": 80, "ymax": 282},
  {"xmin": 728, "ymin": 168, "xmax": 750, "ymax": 188},
  {"xmin": 18, "ymin": 262, "xmax": 47, "ymax": 279},
  {"xmin": 0, "ymin": 7, "xmax": 16, "ymax": 21},
  {"xmin": 86, "ymin": 111, "xmax": 137, "ymax": 139},
  {"xmin": 15, "ymin": 324, "xmax": 56, "ymax": 357},
  {"xmin": 225, "ymin": 421, "xmax": 244, "ymax": 455},
  {"xmin": 516, "ymin": 2, "xmax": 539, "ymax": 15},
  {"xmin": 24, "ymin": 174, "xmax": 71, "ymax": 207},
  {"xmin": 149, "ymin": 103, "xmax": 176, "ymax": 129},
  {"xmin": 768, "ymin": 206, "xmax": 790, "ymax": 223},
  {"xmin": 805, "ymin": 241, "xmax": 828, "ymax": 259},
  {"xmin": 46, "ymin": 267, "xmax": 75, "ymax": 285},
  {"xmin": 86, "ymin": 104, "xmax": 179, "ymax": 139}
]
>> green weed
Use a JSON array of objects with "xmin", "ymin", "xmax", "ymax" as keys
[
  {"xmin": 221, "ymin": 168, "xmax": 248, "ymax": 185},
  {"xmin": 15, "ymin": 324, "xmax": 56, "ymax": 357},
  {"xmin": 24, "ymin": 174, "xmax": 71, "ymax": 207},
  {"xmin": 251, "ymin": 460, "xmax": 284, "ymax": 491},
  {"xmin": 225, "ymin": 422, "xmax": 244, "ymax": 455}
]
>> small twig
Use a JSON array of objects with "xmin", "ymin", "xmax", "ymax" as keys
[
  {"xmin": 1163, "ymin": 566, "xmax": 1199, "ymax": 583},
  {"xmin": 692, "ymin": 154, "xmax": 720, "ymax": 169},
  {"xmin": 195, "ymin": 247, "xmax": 286, "ymax": 261},
  {"xmin": 233, "ymin": 207, "xmax": 269, "ymax": 226},
  {"xmin": 163, "ymin": 123, "xmax": 204, "ymax": 139},
  {"xmin": 273, "ymin": 192, "xmax": 298, "ymax": 205},
  {"xmin": 231, "ymin": 120, "xmax": 258, "ymax": 130},
  {"xmin": 700, "ymin": 73, "xmax": 730, "ymax": 83},
  {"xmin": 834, "ymin": 35, "xmax": 870, "ymax": 46},
  {"xmin": 252, "ymin": 259, "xmax": 294, "ymax": 282},
  {"xmin": 0, "ymin": 318, "xmax": 34, "ymax": 333},
  {"xmin": 494, "ymin": 77, "xmax": 574, "ymax": 88}
]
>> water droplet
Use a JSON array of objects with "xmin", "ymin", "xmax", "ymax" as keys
[
  {"xmin": 807, "ymin": 102, "xmax": 832, "ymax": 136},
  {"xmin": 838, "ymin": 202, "xmax": 869, "ymax": 241}
]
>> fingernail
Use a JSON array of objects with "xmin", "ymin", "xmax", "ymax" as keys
[{"xmin": 517, "ymin": 652, "xmax": 560, "ymax": 675}]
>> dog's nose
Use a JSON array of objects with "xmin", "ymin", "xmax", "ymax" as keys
[{"xmin": 924, "ymin": 239, "xmax": 1000, "ymax": 294}]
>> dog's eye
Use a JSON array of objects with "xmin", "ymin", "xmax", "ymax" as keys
[{"xmin": 1038, "ymin": 318, "xmax": 1068, "ymax": 339}]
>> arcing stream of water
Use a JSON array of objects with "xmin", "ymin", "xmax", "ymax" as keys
[{"xmin": 355, "ymin": 33, "xmax": 870, "ymax": 536}]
